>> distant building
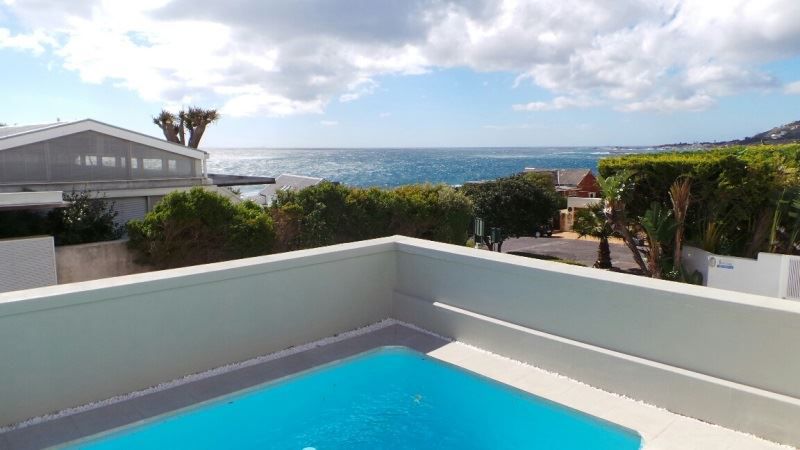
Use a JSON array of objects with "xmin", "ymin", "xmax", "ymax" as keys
[
  {"xmin": 0, "ymin": 119, "xmax": 274, "ymax": 225},
  {"xmin": 524, "ymin": 168, "xmax": 600, "ymax": 198},
  {"xmin": 253, "ymin": 173, "xmax": 325, "ymax": 206}
]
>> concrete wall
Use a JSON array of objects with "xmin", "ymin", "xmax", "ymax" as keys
[
  {"xmin": 682, "ymin": 245, "xmax": 797, "ymax": 299},
  {"xmin": 55, "ymin": 239, "xmax": 151, "ymax": 284},
  {"xmin": 0, "ymin": 238, "xmax": 396, "ymax": 426},
  {"xmin": 2, "ymin": 236, "xmax": 800, "ymax": 445},
  {"xmin": 0, "ymin": 236, "xmax": 56, "ymax": 293},
  {"xmin": 391, "ymin": 237, "xmax": 800, "ymax": 446}
]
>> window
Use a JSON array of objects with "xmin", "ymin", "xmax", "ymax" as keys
[
  {"xmin": 168, "ymin": 160, "xmax": 177, "ymax": 172},
  {"xmin": 131, "ymin": 158, "xmax": 138, "ymax": 169},
  {"xmin": 85, "ymin": 155, "xmax": 98, "ymax": 166},
  {"xmin": 143, "ymin": 159, "xmax": 162, "ymax": 171},
  {"xmin": 102, "ymin": 157, "xmax": 116, "ymax": 167}
]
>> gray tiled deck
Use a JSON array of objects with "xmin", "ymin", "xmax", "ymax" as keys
[{"xmin": 1, "ymin": 325, "xmax": 447, "ymax": 450}]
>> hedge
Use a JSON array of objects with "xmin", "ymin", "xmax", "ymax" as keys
[
  {"xmin": 598, "ymin": 144, "xmax": 800, "ymax": 256},
  {"xmin": 272, "ymin": 182, "xmax": 473, "ymax": 250},
  {"xmin": 127, "ymin": 187, "xmax": 276, "ymax": 269}
]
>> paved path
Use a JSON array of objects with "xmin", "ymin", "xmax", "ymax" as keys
[{"xmin": 502, "ymin": 234, "xmax": 640, "ymax": 271}]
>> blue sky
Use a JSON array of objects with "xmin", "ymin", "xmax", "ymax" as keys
[{"xmin": 1, "ymin": 0, "xmax": 799, "ymax": 148}]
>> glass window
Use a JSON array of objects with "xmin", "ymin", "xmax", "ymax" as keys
[
  {"xmin": 143, "ymin": 159, "xmax": 162, "ymax": 171},
  {"xmin": 131, "ymin": 158, "xmax": 138, "ymax": 169},
  {"xmin": 102, "ymin": 157, "xmax": 116, "ymax": 167},
  {"xmin": 168, "ymin": 160, "xmax": 177, "ymax": 172},
  {"xmin": 85, "ymin": 155, "xmax": 98, "ymax": 166}
]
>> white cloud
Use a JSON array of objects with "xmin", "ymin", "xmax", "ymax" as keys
[
  {"xmin": 786, "ymin": 81, "xmax": 800, "ymax": 95},
  {"xmin": 320, "ymin": 120, "xmax": 338, "ymax": 126},
  {"xmin": 0, "ymin": 27, "xmax": 53, "ymax": 54},
  {"xmin": 512, "ymin": 96, "xmax": 597, "ymax": 111},
  {"xmin": 617, "ymin": 94, "xmax": 716, "ymax": 113},
  {"xmin": 2, "ymin": 0, "xmax": 799, "ymax": 115},
  {"xmin": 339, "ymin": 78, "xmax": 378, "ymax": 103}
]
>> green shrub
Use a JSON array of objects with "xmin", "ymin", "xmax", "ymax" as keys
[
  {"xmin": 272, "ymin": 182, "xmax": 473, "ymax": 249},
  {"xmin": 0, "ymin": 191, "xmax": 122, "ymax": 245},
  {"xmin": 127, "ymin": 187, "xmax": 275, "ymax": 269},
  {"xmin": 48, "ymin": 191, "xmax": 123, "ymax": 245},
  {"xmin": 460, "ymin": 172, "xmax": 563, "ymax": 239},
  {"xmin": 598, "ymin": 144, "xmax": 800, "ymax": 256}
]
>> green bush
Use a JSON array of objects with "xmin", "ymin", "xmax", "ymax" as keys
[
  {"xmin": 272, "ymin": 182, "xmax": 473, "ymax": 249},
  {"xmin": 598, "ymin": 143, "xmax": 800, "ymax": 256},
  {"xmin": 460, "ymin": 172, "xmax": 563, "ymax": 239},
  {"xmin": 48, "ymin": 191, "xmax": 123, "ymax": 245},
  {"xmin": 127, "ymin": 187, "xmax": 275, "ymax": 269},
  {"xmin": 0, "ymin": 191, "xmax": 122, "ymax": 245}
]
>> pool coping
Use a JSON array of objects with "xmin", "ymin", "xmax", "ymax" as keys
[{"xmin": 0, "ymin": 320, "xmax": 791, "ymax": 450}]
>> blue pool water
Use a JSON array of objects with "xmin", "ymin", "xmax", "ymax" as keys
[{"xmin": 64, "ymin": 347, "xmax": 641, "ymax": 449}]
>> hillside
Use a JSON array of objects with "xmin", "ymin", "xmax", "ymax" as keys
[{"xmin": 738, "ymin": 120, "xmax": 800, "ymax": 144}]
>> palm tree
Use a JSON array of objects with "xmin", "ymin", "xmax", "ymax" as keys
[
  {"xmin": 669, "ymin": 178, "xmax": 691, "ymax": 273},
  {"xmin": 152, "ymin": 107, "xmax": 219, "ymax": 148},
  {"xmin": 639, "ymin": 202, "xmax": 676, "ymax": 279},
  {"xmin": 181, "ymin": 107, "xmax": 220, "ymax": 149},
  {"xmin": 598, "ymin": 171, "xmax": 651, "ymax": 276},
  {"xmin": 152, "ymin": 110, "xmax": 182, "ymax": 144},
  {"xmin": 572, "ymin": 202, "xmax": 613, "ymax": 269}
]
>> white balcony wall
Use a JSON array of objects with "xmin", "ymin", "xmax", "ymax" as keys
[
  {"xmin": 0, "ymin": 239, "xmax": 396, "ymax": 427},
  {"xmin": 1, "ymin": 236, "xmax": 800, "ymax": 446}
]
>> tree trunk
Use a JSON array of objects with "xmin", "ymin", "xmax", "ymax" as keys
[
  {"xmin": 188, "ymin": 122, "xmax": 207, "ymax": 149},
  {"xmin": 158, "ymin": 123, "xmax": 179, "ymax": 143},
  {"xmin": 605, "ymin": 204, "xmax": 650, "ymax": 276},
  {"xmin": 673, "ymin": 225, "xmax": 684, "ymax": 273},
  {"xmin": 178, "ymin": 116, "xmax": 186, "ymax": 145},
  {"xmin": 648, "ymin": 241, "xmax": 661, "ymax": 279},
  {"xmin": 594, "ymin": 236, "xmax": 612, "ymax": 268}
]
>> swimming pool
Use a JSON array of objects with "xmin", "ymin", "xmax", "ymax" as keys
[{"xmin": 62, "ymin": 347, "xmax": 641, "ymax": 449}]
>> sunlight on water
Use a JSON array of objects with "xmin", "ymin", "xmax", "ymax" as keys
[{"xmin": 205, "ymin": 147, "xmax": 662, "ymax": 196}]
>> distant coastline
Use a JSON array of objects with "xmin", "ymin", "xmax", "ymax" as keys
[{"xmin": 205, "ymin": 146, "xmax": 665, "ymax": 196}]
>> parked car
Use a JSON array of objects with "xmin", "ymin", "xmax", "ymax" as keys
[{"xmin": 533, "ymin": 224, "xmax": 553, "ymax": 238}]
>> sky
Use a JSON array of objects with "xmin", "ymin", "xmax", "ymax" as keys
[{"xmin": 0, "ymin": 0, "xmax": 799, "ymax": 148}]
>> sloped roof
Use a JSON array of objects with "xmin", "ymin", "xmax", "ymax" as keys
[
  {"xmin": 0, "ymin": 123, "xmax": 65, "ymax": 139},
  {"xmin": 0, "ymin": 119, "xmax": 207, "ymax": 160},
  {"xmin": 524, "ymin": 168, "xmax": 593, "ymax": 187},
  {"xmin": 254, "ymin": 173, "xmax": 325, "ymax": 204}
]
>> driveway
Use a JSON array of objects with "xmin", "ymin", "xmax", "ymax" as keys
[{"xmin": 501, "ymin": 234, "xmax": 640, "ymax": 272}]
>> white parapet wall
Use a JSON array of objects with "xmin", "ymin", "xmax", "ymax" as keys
[
  {"xmin": 1, "ymin": 236, "xmax": 800, "ymax": 446},
  {"xmin": 0, "ymin": 236, "xmax": 57, "ymax": 293},
  {"xmin": 0, "ymin": 238, "xmax": 397, "ymax": 428},
  {"xmin": 683, "ymin": 245, "xmax": 800, "ymax": 300}
]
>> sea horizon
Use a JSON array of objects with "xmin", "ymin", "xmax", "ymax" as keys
[{"xmin": 205, "ymin": 146, "xmax": 670, "ymax": 196}]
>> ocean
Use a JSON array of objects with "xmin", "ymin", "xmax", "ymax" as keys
[{"xmin": 205, "ymin": 147, "xmax": 664, "ymax": 196}]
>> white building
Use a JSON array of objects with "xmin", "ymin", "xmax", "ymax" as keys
[
  {"xmin": 252, "ymin": 173, "xmax": 325, "ymax": 206},
  {"xmin": 0, "ymin": 119, "xmax": 273, "ymax": 224}
]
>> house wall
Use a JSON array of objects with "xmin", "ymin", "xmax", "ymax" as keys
[
  {"xmin": 0, "ymin": 131, "xmax": 198, "ymax": 185},
  {"xmin": 55, "ymin": 239, "xmax": 151, "ymax": 284},
  {"xmin": 681, "ymin": 245, "xmax": 795, "ymax": 299},
  {"xmin": 574, "ymin": 172, "xmax": 600, "ymax": 197}
]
